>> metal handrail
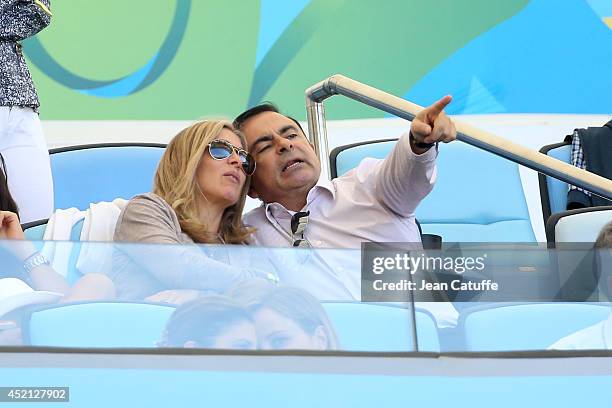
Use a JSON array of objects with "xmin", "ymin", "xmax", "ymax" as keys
[{"xmin": 305, "ymin": 74, "xmax": 612, "ymax": 200}]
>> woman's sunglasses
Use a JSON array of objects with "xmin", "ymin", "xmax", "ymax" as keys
[{"xmin": 208, "ymin": 139, "xmax": 256, "ymax": 175}]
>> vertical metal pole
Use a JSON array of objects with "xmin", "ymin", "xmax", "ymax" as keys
[{"xmin": 306, "ymin": 99, "xmax": 331, "ymax": 179}]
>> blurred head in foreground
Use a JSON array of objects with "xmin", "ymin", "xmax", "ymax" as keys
[
  {"xmin": 230, "ymin": 280, "xmax": 339, "ymax": 350},
  {"xmin": 160, "ymin": 295, "xmax": 256, "ymax": 349}
]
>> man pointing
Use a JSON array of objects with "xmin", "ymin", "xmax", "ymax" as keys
[{"xmin": 234, "ymin": 96, "xmax": 456, "ymax": 248}]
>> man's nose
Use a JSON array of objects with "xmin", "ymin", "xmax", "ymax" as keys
[{"xmin": 277, "ymin": 137, "xmax": 293, "ymax": 153}]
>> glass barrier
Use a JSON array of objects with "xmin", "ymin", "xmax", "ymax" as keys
[{"xmin": 1, "ymin": 240, "xmax": 611, "ymax": 353}]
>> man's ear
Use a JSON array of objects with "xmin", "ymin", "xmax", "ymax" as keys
[
  {"xmin": 309, "ymin": 142, "xmax": 316, "ymax": 152},
  {"xmin": 248, "ymin": 184, "xmax": 259, "ymax": 199}
]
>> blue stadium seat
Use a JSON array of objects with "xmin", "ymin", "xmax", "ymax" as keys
[
  {"xmin": 546, "ymin": 206, "xmax": 612, "ymax": 243},
  {"xmin": 22, "ymin": 219, "xmax": 48, "ymax": 241},
  {"xmin": 330, "ymin": 140, "xmax": 535, "ymax": 242},
  {"xmin": 25, "ymin": 302, "xmax": 175, "ymax": 348},
  {"xmin": 459, "ymin": 303, "xmax": 610, "ymax": 351},
  {"xmin": 539, "ymin": 141, "xmax": 571, "ymax": 225},
  {"xmin": 544, "ymin": 207, "xmax": 612, "ymax": 301},
  {"xmin": 23, "ymin": 300, "xmax": 439, "ymax": 351},
  {"xmin": 50, "ymin": 143, "xmax": 165, "ymax": 211},
  {"xmin": 65, "ymin": 219, "xmax": 85, "ymax": 284},
  {"xmin": 322, "ymin": 302, "xmax": 439, "ymax": 352}
]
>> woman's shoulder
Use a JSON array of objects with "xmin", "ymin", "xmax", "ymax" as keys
[
  {"xmin": 121, "ymin": 192, "xmax": 178, "ymax": 223},
  {"xmin": 127, "ymin": 192, "xmax": 173, "ymax": 211},
  {"xmin": 114, "ymin": 192, "xmax": 185, "ymax": 243}
]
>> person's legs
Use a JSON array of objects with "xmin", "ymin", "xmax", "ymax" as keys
[{"xmin": 0, "ymin": 107, "xmax": 54, "ymax": 223}]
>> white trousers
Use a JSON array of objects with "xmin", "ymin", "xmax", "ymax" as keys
[{"xmin": 0, "ymin": 106, "xmax": 54, "ymax": 223}]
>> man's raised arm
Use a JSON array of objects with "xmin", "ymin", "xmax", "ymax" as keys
[{"xmin": 375, "ymin": 96, "xmax": 456, "ymax": 216}]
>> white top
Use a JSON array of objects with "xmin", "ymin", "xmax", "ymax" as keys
[{"xmin": 244, "ymin": 131, "xmax": 438, "ymax": 248}]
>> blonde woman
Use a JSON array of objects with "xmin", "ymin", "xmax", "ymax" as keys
[{"xmin": 111, "ymin": 120, "xmax": 275, "ymax": 302}]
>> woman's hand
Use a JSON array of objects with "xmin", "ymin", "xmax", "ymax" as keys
[
  {"xmin": 145, "ymin": 289, "xmax": 201, "ymax": 305},
  {"xmin": 0, "ymin": 211, "xmax": 38, "ymax": 262},
  {"xmin": 0, "ymin": 211, "xmax": 25, "ymax": 240}
]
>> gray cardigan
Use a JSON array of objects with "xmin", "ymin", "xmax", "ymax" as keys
[{"xmin": 110, "ymin": 193, "xmax": 271, "ymax": 300}]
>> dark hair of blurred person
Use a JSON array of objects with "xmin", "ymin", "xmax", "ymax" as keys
[
  {"xmin": 0, "ymin": 153, "xmax": 18, "ymax": 214},
  {"xmin": 159, "ymin": 295, "xmax": 257, "ymax": 349},
  {"xmin": 229, "ymin": 280, "xmax": 339, "ymax": 350}
]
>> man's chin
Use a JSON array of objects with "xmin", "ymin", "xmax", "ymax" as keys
[{"xmin": 284, "ymin": 181, "xmax": 319, "ymax": 195}]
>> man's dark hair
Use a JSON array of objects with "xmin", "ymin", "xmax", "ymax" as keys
[
  {"xmin": 0, "ymin": 153, "xmax": 19, "ymax": 214},
  {"xmin": 233, "ymin": 102, "xmax": 307, "ymax": 136}
]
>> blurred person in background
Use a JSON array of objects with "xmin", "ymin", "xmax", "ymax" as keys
[
  {"xmin": 158, "ymin": 295, "xmax": 257, "ymax": 350},
  {"xmin": 230, "ymin": 280, "xmax": 339, "ymax": 350}
]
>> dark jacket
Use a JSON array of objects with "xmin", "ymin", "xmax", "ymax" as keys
[
  {"xmin": 567, "ymin": 120, "xmax": 612, "ymax": 208},
  {"xmin": 0, "ymin": 0, "xmax": 52, "ymax": 110}
]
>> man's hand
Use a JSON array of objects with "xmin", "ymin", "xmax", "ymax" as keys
[
  {"xmin": 410, "ymin": 95, "xmax": 456, "ymax": 153},
  {"xmin": 0, "ymin": 211, "xmax": 25, "ymax": 240}
]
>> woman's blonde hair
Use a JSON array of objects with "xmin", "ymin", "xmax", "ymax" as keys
[{"xmin": 154, "ymin": 120, "xmax": 253, "ymax": 244}]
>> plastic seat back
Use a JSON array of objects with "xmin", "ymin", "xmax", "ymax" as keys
[
  {"xmin": 544, "ymin": 207, "xmax": 612, "ymax": 301},
  {"xmin": 330, "ymin": 140, "xmax": 535, "ymax": 241},
  {"xmin": 50, "ymin": 144, "xmax": 165, "ymax": 211},
  {"xmin": 546, "ymin": 207, "xmax": 612, "ymax": 243},
  {"xmin": 460, "ymin": 303, "xmax": 610, "ymax": 351},
  {"xmin": 22, "ymin": 219, "xmax": 48, "ymax": 241},
  {"xmin": 322, "ymin": 302, "xmax": 439, "ymax": 351},
  {"xmin": 25, "ymin": 302, "xmax": 175, "ymax": 348},
  {"xmin": 65, "ymin": 219, "xmax": 85, "ymax": 284},
  {"xmin": 539, "ymin": 142, "xmax": 571, "ymax": 224}
]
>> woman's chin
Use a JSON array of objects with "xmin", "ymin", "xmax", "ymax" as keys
[{"xmin": 221, "ymin": 194, "xmax": 241, "ymax": 209}]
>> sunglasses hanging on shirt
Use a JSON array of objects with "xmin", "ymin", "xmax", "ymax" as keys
[{"xmin": 291, "ymin": 211, "xmax": 311, "ymax": 248}]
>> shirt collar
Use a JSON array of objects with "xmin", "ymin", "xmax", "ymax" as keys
[
  {"xmin": 262, "ymin": 175, "xmax": 336, "ymax": 217},
  {"xmin": 310, "ymin": 175, "xmax": 336, "ymax": 199}
]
